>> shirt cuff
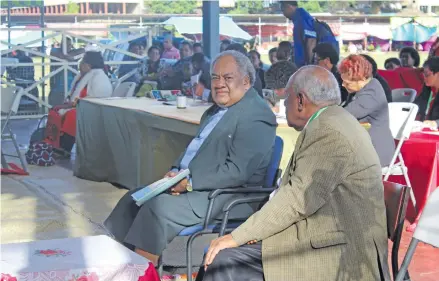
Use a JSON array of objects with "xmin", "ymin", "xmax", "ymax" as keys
[{"xmin": 171, "ymin": 168, "xmax": 179, "ymax": 173}]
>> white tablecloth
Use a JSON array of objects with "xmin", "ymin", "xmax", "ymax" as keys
[{"xmin": 1, "ymin": 235, "xmax": 158, "ymax": 281}]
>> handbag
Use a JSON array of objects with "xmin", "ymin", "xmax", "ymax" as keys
[
  {"xmin": 29, "ymin": 115, "xmax": 48, "ymax": 145},
  {"xmin": 25, "ymin": 142, "xmax": 55, "ymax": 167}
]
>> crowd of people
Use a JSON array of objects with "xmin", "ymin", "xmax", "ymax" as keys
[
  {"xmin": 102, "ymin": 3, "xmax": 439, "ymax": 281},
  {"xmin": 3, "ymin": 1, "xmax": 437, "ymax": 280}
]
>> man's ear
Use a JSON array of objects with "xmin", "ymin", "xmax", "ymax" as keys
[
  {"xmin": 243, "ymin": 76, "xmax": 250, "ymax": 87},
  {"xmin": 297, "ymin": 93, "xmax": 304, "ymax": 112}
]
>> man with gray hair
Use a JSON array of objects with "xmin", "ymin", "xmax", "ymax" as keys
[
  {"xmin": 202, "ymin": 65, "xmax": 390, "ymax": 281},
  {"xmin": 104, "ymin": 50, "xmax": 277, "ymax": 265}
]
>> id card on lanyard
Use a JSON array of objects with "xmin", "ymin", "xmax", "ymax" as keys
[{"xmin": 426, "ymin": 91, "xmax": 435, "ymax": 116}]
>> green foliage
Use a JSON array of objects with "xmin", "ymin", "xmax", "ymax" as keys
[
  {"xmin": 228, "ymin": 1, "xmax": 265, "ymax": 14},
  {"xmin": 144, "ymin": 0, "xmax": 197, "ymax": 14},
  {"xmin": 298, "ymin": 1, "xmax": 322, "ymax": 13},
  {"xmin": 66, "ymin": 1, "xmax": 79, "ymax": 14},
  {"xmin": 1, "ymin": 0, "xmax": 42, "ymax": 8}
]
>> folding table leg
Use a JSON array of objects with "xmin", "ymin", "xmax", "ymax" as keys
[
  {"xmin": 395, "ymin": 238, "xmax": 418, "ymax": 281},
  {"xmin": 1, "ymin": 150, "xmax": 8, "ymax": 169},
  {"xmin": 7, "ymin": 125, "xmax": 28, "ymax": 173},
  {"xmin": 398, "ymin": 154, "xmax": 416, "ymax": 212}
]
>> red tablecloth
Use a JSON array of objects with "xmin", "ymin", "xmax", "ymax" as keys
[{"xmin": 388, "ymin": 131, "xmax": 439, "ymax": 231}]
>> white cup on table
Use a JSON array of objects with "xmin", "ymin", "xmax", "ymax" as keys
[{"xmin": 177, "ymin": 96, "xmax": 187, "ymax": 109}]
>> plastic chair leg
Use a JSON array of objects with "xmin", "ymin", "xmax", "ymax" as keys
[
  {"xmin": 395, "ymin": 238, "xmax": 418, "ymax": 281},
  {"xmin": 8, "ymin": 125, "xmax": 27, "ymax": 173}
]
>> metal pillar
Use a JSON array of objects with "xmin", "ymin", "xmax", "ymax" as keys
[
  {"xmin": 202, "ymin": 0, "xmax": 220, "ymax": 59},
  {"xmin": 40, "ymin": 1, "xmax": 46, "ymax": 102},
  {"xmin": 7, "ymin": 0, "xmax": 11, "ymax": 47}
]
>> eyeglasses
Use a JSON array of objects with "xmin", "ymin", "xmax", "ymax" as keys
[{"xmin": 423, "ymin": 72, "xmax": 433, "ymax": 78}]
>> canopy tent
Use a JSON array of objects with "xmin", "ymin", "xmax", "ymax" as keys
[
  {"xmin": 0, "ymin": 28, "xmax": 49, "ymax": 51},
  {"xmin": 162, "ymin": 16, "xmax": 252, "ymax": 40},
  {"xmin": 391, "ymin": 17, "xmax": 438, "ymax": 43}
]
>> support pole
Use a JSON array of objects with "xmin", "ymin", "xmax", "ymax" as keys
[
  {"xmin": 202, "ymin": 1, "xmax": 220, "ymax": 59},
  {"xmin": 41, "ymin": 1, "xmax": 46, "ymax": 103},
  {"xmin": 7, "ymin": 0, "xmax": 11, "ymax": 47}
]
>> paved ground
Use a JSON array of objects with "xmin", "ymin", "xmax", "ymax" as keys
[
  {"xmin": 1, "ymin": 118, "xmax": 438, "ymax": 280},
  {"xmin": 1, "ymin": 119, "xmax": 127, "ymax": 244}
]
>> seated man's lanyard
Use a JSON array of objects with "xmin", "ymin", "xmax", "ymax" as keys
[
  {"xmin": 305, "ymin": 106, "xmax": 327, "ymax": 128},
  {"xmin": 426, "ymin": 90, "xmax": 436, "ymax": 116}
]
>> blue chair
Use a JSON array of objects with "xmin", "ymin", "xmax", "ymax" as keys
[{"xmin": 157, "ymin": 136, "xmax": 284, "ymax": 279}]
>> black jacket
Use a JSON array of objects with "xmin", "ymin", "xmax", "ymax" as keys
[{"xmin": 415, "ymin": 85, "xmax": 439, "ymax": 125}]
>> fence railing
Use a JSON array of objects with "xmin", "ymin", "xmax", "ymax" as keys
[{"xmin": 1, "ymin": 27, "xmax": 153, "ymax": 119}]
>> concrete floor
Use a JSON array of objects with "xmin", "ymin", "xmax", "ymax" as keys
[
  {"xmin": 1, "ymin": 118, "xmax": 127, "ymax": 244},
  {"xmin": 1, "ymin": 118, "xmax": 438, "ymax": 281}
]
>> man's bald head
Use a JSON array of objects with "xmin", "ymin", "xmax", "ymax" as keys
[{"xmin": 287, "ymin": 65, "xmax": 341, "ymax": 107}]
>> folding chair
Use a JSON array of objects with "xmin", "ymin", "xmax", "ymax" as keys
[
  {"xmin": 395, "ymin": 187, "xmax": 439, "ymax": 281},
  {"xmin": 1, "ymin": 86, "xmax": 28, "ymax": 173},
  {"xmin": 383, "ymin": 181, "xmax": 411, "ymax": 280},
  {"xmin": 112, "ymin": 82, "xmax": 137, "ymax": 97},
  {"xmin": 382, "ymin": 103, "xmax": 418, "ymax": 211},
  {"xmin": 158, "ymin": 136, "xmax": 284, "ymax": 281},
  {"xmin": 391, "ymin": 88, "xmax": 417, "ymax": 103}
]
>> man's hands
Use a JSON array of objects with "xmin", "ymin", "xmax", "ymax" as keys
[
  {"xmin": 204, "ymin": 234, "xmax": 238, "ymax": 270},
  {"xmin": 164, "ymin": 171, "xmax": 188, "ymax": 195},
  {"xmin": 170, "ymin": 178, "xmax": 188, "ymax": 195}
]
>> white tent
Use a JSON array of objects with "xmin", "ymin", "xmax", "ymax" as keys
[{"xmin": 162, "ymin": 16, "xmax": 252, "ymax": 40}]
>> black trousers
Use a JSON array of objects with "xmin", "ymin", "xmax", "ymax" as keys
[{"xmin": 200, "ymin": 242, "xmax": 264, "ymax": 281}]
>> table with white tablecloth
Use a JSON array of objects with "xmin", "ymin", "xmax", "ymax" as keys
[
  {"xmin": 74, "ymin": 97, "xmax": 299, "ymax": 190},
  {"xmin": 1, "ymin": 235, "xmax": 159, "ymax": 281}
]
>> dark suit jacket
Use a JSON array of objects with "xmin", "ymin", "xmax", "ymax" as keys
[
  {"xmin": 415, "ymin": 85, "xmax": 439, "ymax": 125},
  {"xmin": 344, "ymin": 78, "xmax": 395, "ymax": 166},
  {"xmin": 172, "ymin": 88, "xmax": 277, "ymax": 217}
]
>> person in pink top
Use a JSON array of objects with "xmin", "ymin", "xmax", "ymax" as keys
[{"xmin": 161, "ymin": 35, "xmax": 180, "ymax": 60}]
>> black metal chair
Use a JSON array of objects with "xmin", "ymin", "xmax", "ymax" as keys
[
  {"xmin": 157, "ymin": 136, "xmax": 284, "ymax": 280},
  {"xmin": 383, "ymin": 181, "xmax": 411, "ymax": 280}
]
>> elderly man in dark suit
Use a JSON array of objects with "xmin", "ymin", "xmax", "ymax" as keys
[{"xmin": 104, "ymin": 50, "xmax": 277, "ymax": 265}]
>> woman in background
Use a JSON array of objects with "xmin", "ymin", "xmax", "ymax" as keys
[
  {"xmin": 416, "ymin": 57, "xmax": 439, "ymax": 130},
  {"xmin": 339, "ymin": 55, "xmax": 395, "ymax": 167},
  {"xmin": 361, "ymin": 54, "xmax": 392, "ymax": 102},
  {"xmin": 59, "ymin": 51, "xmax": 112, "ymax": 152},
  {"xmin": 249, "ymin": 50, "xmax": 266, "ymax": 89},
  {"xmin": 399, "ymin": 47, "xmax": 420, "ymax": 68}
]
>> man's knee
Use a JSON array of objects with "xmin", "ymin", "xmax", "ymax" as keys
[{"xmin": 210, "ymin": 248, "xmax": 238, "ymax": 267}]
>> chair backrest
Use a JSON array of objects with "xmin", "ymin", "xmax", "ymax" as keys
[
  {"xmin": 413, "ymin": 187, "xmax": 439, "ymax": 248},
  {"xmin": 391, "ymin": 88, "xmax": 417, "ymax": 103},
  {"xmin": 264, "ymin": 136, "xmax": 284, "ymax": 188},
  {"xmin": 112, "ymin": 82, "xmax": 137, "ymax": 97},
  {"xmin": 383, "ymin": 181, "xmax": 410, "ymax": 241},
  {"xmin": 388, "ymin": 102, "xmax": 418, "ymax": 140},
  {"xmin": 1, "ymin": 86, "xmax": 23, "ymax": 114}
]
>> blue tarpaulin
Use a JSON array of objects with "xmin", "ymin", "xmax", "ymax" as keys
[
  {"xmin": 162, "ymin": 16, "xmax": 252, "ymax": 40},
  {"xmin": 392, "ymin": 22, "xmax": 437, "ymax": 43}
]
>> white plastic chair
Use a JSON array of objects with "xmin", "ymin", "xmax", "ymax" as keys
[
  {"xmin": 382, "ymin": 103, "xmax": 419, "ymax": 210},
  {"xmin": 391, "ymin": 88, "xmax": 417, "ymax": 103},
  {"xmin": 112, "ymin": 82, "xmax": 137, "ymax": 97},
  {"xmin": 1, "ymin": 86, "xmax": 28, "ymax": 172},
  {"xmin": 395, "ymin": 187, "xmax": 439, "ymax": 281}
]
